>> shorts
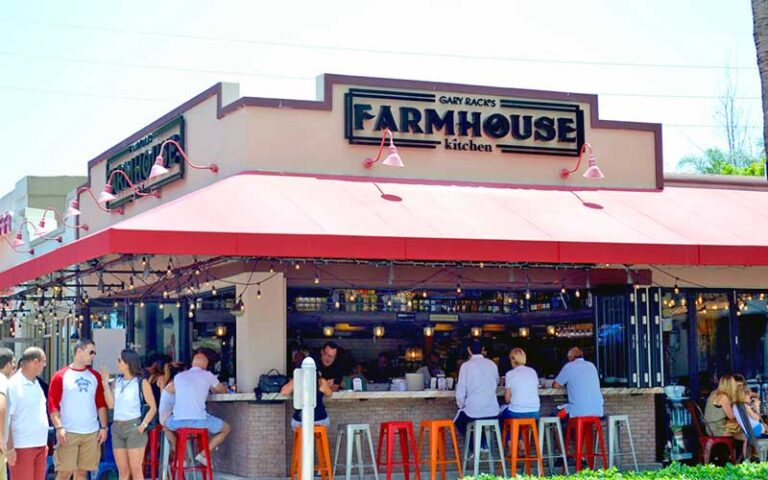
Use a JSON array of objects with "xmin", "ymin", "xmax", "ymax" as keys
[
  {"xmin": 54, "ymin": 431, "xmax": 101, "ymax": 473},
  {"xmin": 111, "ymin": 418, "xmax": 148, "ymax": 450},
  {"xmin": 166, "ymin": 413, "xmax": 224, "ymax": 434}
]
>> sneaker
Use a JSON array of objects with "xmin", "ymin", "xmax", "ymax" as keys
[{"xmin": 195, "ymin": 452, "xmax": 208, "ymax": 466}]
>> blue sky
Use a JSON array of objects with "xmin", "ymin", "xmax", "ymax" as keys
[{"xmin": 0, "ymin": 0, "xmax": 761, "ymax": 195}]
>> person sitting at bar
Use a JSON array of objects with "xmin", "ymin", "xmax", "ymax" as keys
[
  {"xmin": 281, "ymin": 370, "xmax": 332, "ymax": 429},
  {"xmin": 165, "ymin": 352, "xmax": 230, "ymax": 466},
  {"xmin": 500, "ymin": 348, "xmax": 540, "ymax": 421},
  {"xmin": 416, "ymin": 352, "xmax": 445, "ymax": 388},
  {"xmin": 454, "ymin": 339, "xmax": 500, "ymax": 439},
  {"xmin": 368, "ymin": 352, "xmax": 397, "ymax": 384},
  {"xmin": 553, "ymin": 347, "xmax": 604, "ymax": 418},
  {"xmin": 704, "ymin": 374, "xmax": 742, "ymax": 438},
  {"xmin": 342, "ymin": 363, "xmax": 368, "ymax": 391},
  {"xmin": 314, "ymin": 342, "xmax": 346, "ymax": 391}
]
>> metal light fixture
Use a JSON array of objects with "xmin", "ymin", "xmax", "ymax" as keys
[
  {"xmin": 373, "ymin": 325, "xmax": 385, "ymax": 338},
  {"xmin": 546, "ymin": 325, "xmax": 556, "ymax": 336},
  {"xmin": 149, "ymin": 139, "xmax": 219, "ymax": 179},
  {"xmin": 560, "ymin": 142, "xmax": 604, "ymax": 179},
  {"xmin": 99, "ymin": 169, "xmax": 160, "ymax": 207},
  {"xmin": 519, "ymin": 327, "xmax": 530, "ymax": 338},
  {"xmin": 39, "ymin": 207, "xmax": 89, "ymax": 231},
  {"xmin": 362, "ymin": 128, "xmax": 404, "ymax": 169},
  {"xmin": 470, "ymin": 326, "xmax": 482, "ymax": 337},
  {"xmin": 322, "ymin": 325, "xmax": 335, "ymax": 337},
  {"xmin": 215, "ymin": 324, "xmax": 228, "ymax": 337},
  {"xmin": 423, "ymin": 325, "xmax": 435, "ymax": 337}
]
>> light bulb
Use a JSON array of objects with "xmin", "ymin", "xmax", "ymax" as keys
[
  {"xmin": 423, "ymin": 325, "xmax": 434, "ymax": 337},
  {"xmin": 519, "ymin": 327, "xmax": 530, "ymax": 337},
  {"xmin": 323, "ymin": 325, "xmax": 335, "ymax": 337}
]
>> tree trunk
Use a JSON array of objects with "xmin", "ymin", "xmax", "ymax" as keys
[{"xmin": 753, "ymin": 0, "xmax": 768, "ymax": 164}]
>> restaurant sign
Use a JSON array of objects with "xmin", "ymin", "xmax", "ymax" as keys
[
  {"xmin": 345, "ymin": 88, "xmax": 584, "ymax": 156},
  {"xmin": 105, "ymin": 116, "xmax": 185, "ymax": 208}
]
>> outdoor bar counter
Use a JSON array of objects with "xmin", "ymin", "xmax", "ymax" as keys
[{"xmin": 207, "ymin": 387, "xmax": 662, "ymax": 478}]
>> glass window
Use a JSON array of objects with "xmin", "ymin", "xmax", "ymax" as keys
[
  {"xmin": 736, "ymin": 292, "xmax": 768, "ymax": 379},
  {"xmin": 695, "ymin": 292, "xmax": 731, "ymax": 390},
  {"xmin": 133, "ymin": 302, "xmax": 181, "ymax": 362},
  {"xmin": 662, "ymin": 290, "xmax": 689, "ymax": 384}
]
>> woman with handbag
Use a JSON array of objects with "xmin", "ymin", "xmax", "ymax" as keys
[{"xmin": 102, "ymin": 348, "xmax": 158, "ymax": 480}]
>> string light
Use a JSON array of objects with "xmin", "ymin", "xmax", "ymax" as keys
[
  {"xmin": 423, "ymin": 325, "xmax": 434, "ymax": 337},
  {"xmin": 176, "ymin": 300, "xmax": 181, "ymax": 308},
  {"xmin": 256, "ymin": 288, "xmax": 261, "ymax": 300},
  {"xmin": 525, "ymin": 289, "xmax": 531, "ymax": 300},
  {"xmin": 269, "ymin": 264, "xmax": 275, "ymax": 273},
  {"xmin": 162, "ymin": 289, "xmax": 169, "ymax": 299},
  {"xmin": 575, "ymin": 289, "xmax": 581, "ymax": 298},
  {"xmin": 673, "ymin": 279, "xmax": 680, "ymax": 295},
  {"xmin": 560, "ymin": 285, "xmax": 567, "ymax": 294},
  {"xmin": 128, "ymin": 276, "xmax": 135, "ymax": 291},
  {"xmin": 166, "ymin": 261, "xmax": 173, "ymax": 278},
  {"xmin": 294, "ymin": 262, "xmax": 301, "ymax": 271},
  {"xmin": 422, "ymin": 291, "xmax": 428, "ymax": 298},
  {"xmin": 456, "ymin": 281, "xmax": 462, "ymax": 294},
  {"xmin": 314, "ymin": 271, "xmax": 320, "ymax": 285},
  {"xmin": 212, "ymin": 284, "xmax": 218, "ymax": 296}
]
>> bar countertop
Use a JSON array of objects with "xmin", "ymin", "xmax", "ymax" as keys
[{"xmin": 208, "ymin": 387, "xmax": 663, "ymax": 402}]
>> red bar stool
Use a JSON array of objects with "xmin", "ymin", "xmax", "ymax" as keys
[
  {"xmin": 565, "ymin": 416, "xmax": 607, "ymax": 472},
  {"xmin": 290, "ymin": 425, "xmax": 333, "ymax": 480},
  {"xmin": 173, "ymin": 428, "xmax": 213, "ymax": 480},
  {"xmin": 416, "ymin": 419, "xmax": 462, "ymax": 480},
  {"xmin": 377, "ymin": 421, "xmax": 420, "ymax": 480},
  {"xmin": 143, "ymin": 424, "xmax": 163, "ymax": 480}
]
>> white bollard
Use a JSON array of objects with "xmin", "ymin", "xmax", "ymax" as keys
[{"xmin": 294, "ymin": 357, "xmax": 317, "ymax": 480}]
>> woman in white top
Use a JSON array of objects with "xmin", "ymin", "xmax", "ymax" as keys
[
  {"xmin": 500, "ymin": 348, "xmax": 541, "ymax": 421},
  {"xmin": 102, "ymin": 349, "xmax": 158, "ymax": 480}
]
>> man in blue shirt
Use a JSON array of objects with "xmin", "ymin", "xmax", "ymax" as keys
[{"xmin": 553, "ymin": 347, "xmax": 603, "ymax": 418}]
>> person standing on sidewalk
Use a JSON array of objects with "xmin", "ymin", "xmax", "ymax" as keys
[
  {"xmin": 101, "ymin": 349, "xmax": 158, "ymax": 480},
  {"xmin": 49, "ymin": 339, "xmax": 108, "ymax": 480},
  {"xmin": 0, "ymin": 348, "xmax": 16, "ymax": 480},
  {"xmin": 7, "ymin": 347, "xmax": 48, "ymax": 480}
]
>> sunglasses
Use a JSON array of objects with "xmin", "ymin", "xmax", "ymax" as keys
[{"xmin": 88, "ymin": 351, "xmax": 97, "ymax": 356}]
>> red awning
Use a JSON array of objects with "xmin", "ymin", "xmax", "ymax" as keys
[{"xmin": 2, "ymin": 172, "xmax": 768, "ymax": 289}]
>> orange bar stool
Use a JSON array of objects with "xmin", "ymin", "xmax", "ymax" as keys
[
  {"xmin": 290, "ymin": 425, "xmax": 334, "ymax": 480},
  {"xmin": 565, "ymin": 416, "xmax": 607, "ymax": 472},
  {"xmin": 416, "ymin": 419, "xmax": 462, "ymax": 480},
  {"xmin": 376, "ymin": 421, "xmax": 420, "ymax": 480},
  {"xmin": 173, "ymin": 428, "xmax": 213, "ymax": 480},
  {"xmin": 501, "ymin": 418, "xmax": 543, "ymax": 477},
  {"xmin": 143, "ymin": 424, "xmax": 163, "ymax": 480}
]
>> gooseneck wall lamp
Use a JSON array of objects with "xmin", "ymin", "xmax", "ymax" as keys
[
  {"xmin": 149, "ymin": 139, "xmax": 219, "ymax": 179},
  {"xmin": 4, "ymin": 231, "xmax": 34, "ymax": 255},
  {"xmin": 99, "ymin": 169, "xmax": 160, "ymax": 207},
  {"xmin": 40, "ymin": 207, "xmax": 89, "ymax": 231},
  {"xmin": 560, "ymin": 142, "xmax": 604, "ymax": 180},
  {"xmin": 362, "ymin": 128, "xmax": 404, "ymax": 169}
]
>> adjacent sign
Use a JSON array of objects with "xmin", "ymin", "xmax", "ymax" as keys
[
  {"xmin": 105, "ymin": 117, "xmax": 185, "ymax": 208},
  {"xmin": 345, "ymin": 88, "xmax": 584, "ymax": 156},
  {"xmin": 0, "ymin": 212, "xmax": 11, "ymax": 236}
]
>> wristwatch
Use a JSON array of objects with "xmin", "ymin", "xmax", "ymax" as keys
[{"xmin": 141, "ymin": 422, "xmax": 148, "ymax": 429}]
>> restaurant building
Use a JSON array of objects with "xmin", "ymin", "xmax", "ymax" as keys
[{"xmin": 1, "ymin": 74, "xmax": 768, "ymax": 476}]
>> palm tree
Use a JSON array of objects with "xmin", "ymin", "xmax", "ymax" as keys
[{"xmin": 753, "ymin": 0, "xmax": 768, "ymax": 166}]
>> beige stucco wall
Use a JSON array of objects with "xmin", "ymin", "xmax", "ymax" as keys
[{"xmin": 78, "ymin": 77, "xmax": 659, "ymax": 233}]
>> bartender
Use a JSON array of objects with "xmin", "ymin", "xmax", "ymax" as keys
[{"xmin": 315, "ymin": 341, "xmax": 346, "ymax": 391}]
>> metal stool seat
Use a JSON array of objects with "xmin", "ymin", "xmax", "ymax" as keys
[
  {"xmin": 462, "ymin": 419, "xmax": 506, "ymax": 477},
  {"xmin": 333, "ymin": 423, "xmax": 380, "ymax": 480},
  {"xmin": 538, "ymin": 417, "xmax": 568, "ymax": 476},
  {"xmin": 607, "ymin": 415, "xmax": 638, "ymax": 471}
]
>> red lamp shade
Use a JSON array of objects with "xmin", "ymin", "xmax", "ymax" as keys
[
  {"xmin": 10, "ymin": 231, "xmax": 24, "ymax": 248},
  {"xmin": 363, "ymin": 128, "xmax": 405, "ymax": 169},
  {"xmin": 149, "ymin": 139, "xmax": 218, "ymax": 180},
  {"xmin": 561, "ymin": 142, "xmax": 604, "ymax": 180}
]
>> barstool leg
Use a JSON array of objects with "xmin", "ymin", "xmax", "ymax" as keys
[
  {"xmin": 354, "ymin": 431, "xmax": 365, "ymax": 480},
  {"xmin": 624, "ymin": 421, "xmax": 639, "ymax": 471},
  {"xmin": 345, "ymin": 427, "xmax": 354, "ymax": 480},
  {"xmin": 555, "ymin": 423, "xmax": 569, "ymax": 475},
  {"xmin": 365, "ymin": 427, "xmax": 380, "ymax": 480},
  {"xmin": 462, "ymin": 423, "xmax": 472, "ymax": 474},
  {"xmin": 333, "ymin": 428, "xmax": 344, "ymax": 479},
  {"xmin": 473, "ymin": 423, "xmax": 481, "ymax": 476},
  {"xmin": 448, "ymin": 425, "xmax": 463, "ymax": 479},
  {"xmin": 494, "ymin": 424, "xmax": 507, "ymax": 477}
]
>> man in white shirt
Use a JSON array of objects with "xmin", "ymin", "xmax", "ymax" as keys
[
  {"xmin": 0, "ymin": 347, "xmax": 16, "ymax": 480},
  {"xmin": 553, "ymin": 347, "xmax": 604, "ymax": 418},
  {"xmin": 166, "ymin": 352, "xmax": 229, "ymax": 465},
  {"xmin": 7, "ymin": 347, "xmax": 48, "ymax": 480},
  {"xmin": 454, "ymin": 339, "xmax": 499, "ymax": 440},
  {"xmin": 49, "ymin": 339, "xmax": 108, "ymax": 480}
]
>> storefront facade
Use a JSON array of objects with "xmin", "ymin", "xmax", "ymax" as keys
[{"xmin": 1, "ymin": 74, "xmax": 768, "ymax": 475}]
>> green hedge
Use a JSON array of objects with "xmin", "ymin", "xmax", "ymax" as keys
[{"xmin": 465, "ymin": 462, "xmax": 768, "ymax": 480}]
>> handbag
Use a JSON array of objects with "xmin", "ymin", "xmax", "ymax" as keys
[{"xmin": 258, "ymin": 369, "xmax": 288, "ymax": 393}]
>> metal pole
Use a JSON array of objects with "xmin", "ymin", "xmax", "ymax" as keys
[{"xmin": 298, "ymin": 357, "xmax": 317, "ymax": 480}]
